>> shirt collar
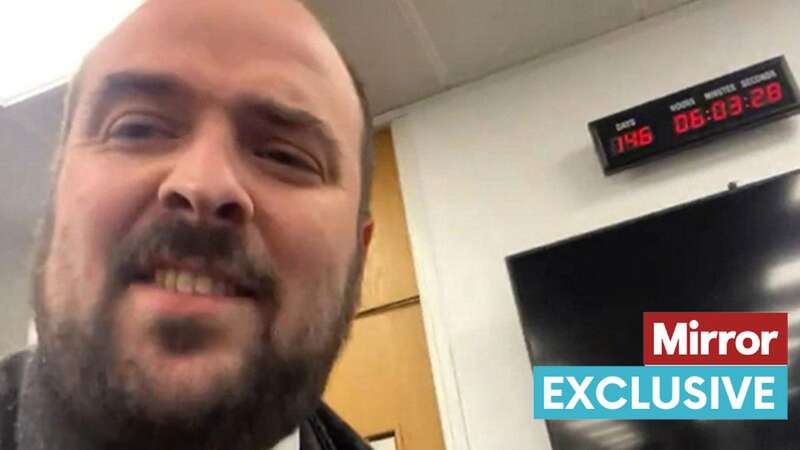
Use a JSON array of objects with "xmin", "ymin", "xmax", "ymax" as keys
[{"xmin": 272, "ymin": 427, "xmax": 300, "ymax": 450}]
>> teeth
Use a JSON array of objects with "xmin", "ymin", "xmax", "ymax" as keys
[
  {"xmin": 155, "ymin": 270, "xmax": 166, "ymax": 286},
  {"xmin": 164, "ymin": 270, "xmax": 177, "ymax": 290},
  {"xmin": 153, "ymin": 269, "xmax": 233, "ymax": 297},
  {"xmin": 195, "ymin": 275, "xmax": 213, "ymax": 295},
  {"xmin": 176, "ymin": 271, "xmax": 194, "ymax": 293}
]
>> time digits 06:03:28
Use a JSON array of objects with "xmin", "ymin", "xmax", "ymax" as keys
[{"xmin": 672, "ymin": 81, "xmax": 784, "ymax": 134}]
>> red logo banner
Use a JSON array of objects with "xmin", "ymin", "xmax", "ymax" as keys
[{"xmin": 643, "ymin": 312, "xmax": 788, "ymax": 365}]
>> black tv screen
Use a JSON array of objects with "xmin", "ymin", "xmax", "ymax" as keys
[{"xmin": 507, "ymin": 170, "xmax": 800, "ymax": 449}]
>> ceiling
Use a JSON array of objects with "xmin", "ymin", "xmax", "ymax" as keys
[{"xmin": 305, "ymin": 0, "xmax": 695, "ymax": 119}]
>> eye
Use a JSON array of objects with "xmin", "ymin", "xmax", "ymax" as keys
[
  {"xmin": 254, "ymin": 145, "xmax": 321, "ymax": 174},
  {"xmin": 106, "ymin": 113, "xmax": 177, "ymax": 142}
]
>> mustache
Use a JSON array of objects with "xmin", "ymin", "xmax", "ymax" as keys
[{"xmin": 103, "ymin": 219, "xmax": 277, "ymax": 302}]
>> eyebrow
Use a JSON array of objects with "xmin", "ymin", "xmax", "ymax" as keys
[
  {"xmin": 237, "ymin": 95, "xmax": 342, "ymax": 180},
  {"xmin": 238, "ymin": 96, "xmax": 341, "ymax": 154},
  {"xmin": 85, "ymin": 71, "xmax": 193, "ymax": 133},
  {"xmin": 105, "ymin": 70, "xmax": 189, "ymax": 97}
]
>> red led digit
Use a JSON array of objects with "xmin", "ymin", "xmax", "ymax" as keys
[
  {"xmin": 624, "ymin": 131, "xmax": 638, "ymax": 149},
  {"xmin": 638, "ymin": 126, "xmax": 653, "ymax": 146},
  {"xmin": 766, "ymin": 81, "xmax": 783, "ymax": 103},
  {"xmin": 728, "ymin": 95, "xmax": 744, "ymax": 116},
  {"xmin": 674, "ymin": 113, "xmax": 690, "ymax": 134},
  {"xmin": 614, "ymin": 136, "xmax": 625, "ymax": 154},
  {"xmin": 689, "ymin": 108, "xmax": 706, "ymax": 129},
  {"xmin": 750, "ymin": 86, "xmax": 766, "ymax": 108},
  {"xmin": 710, "ymin": 100, "xmax": 727, "ymax": 121}
]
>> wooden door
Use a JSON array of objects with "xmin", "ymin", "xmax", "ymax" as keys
[{"xmin": 323, "ymin": 129, "xmax": 445, "ymax": 450}]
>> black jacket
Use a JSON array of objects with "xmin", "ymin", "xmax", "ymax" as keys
[{"xmin": 0, "ymin": 350, "xmax": 371, "ymax": 450}]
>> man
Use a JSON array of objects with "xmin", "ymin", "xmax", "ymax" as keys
[{"xmin": 0, "ymin": 0, "xmax": 375, "ymax": 449}]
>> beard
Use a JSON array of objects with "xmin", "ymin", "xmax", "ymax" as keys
[{"xmin": 29, "ymin": 216, "xmax": 363, "ymax": 450}]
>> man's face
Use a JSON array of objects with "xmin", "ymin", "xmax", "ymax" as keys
[{"xmin": 34, "ymin": 0, "xmax": 367, "ymax": 443}]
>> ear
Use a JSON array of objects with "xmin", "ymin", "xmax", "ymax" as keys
[{"xmin": 359, "ymin": 216, "xmax": 374, "ymax": 250}]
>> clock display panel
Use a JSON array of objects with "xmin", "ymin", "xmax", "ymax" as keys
[{"xmin": 589, "ymin": 57, "xmax": 800, "ymax": 174}]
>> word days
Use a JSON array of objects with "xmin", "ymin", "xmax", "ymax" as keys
[{"xmin": 533, "ymin": 312, "xmax": 788, "ymax": 420}]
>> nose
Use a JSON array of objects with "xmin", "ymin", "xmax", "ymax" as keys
[{"xmin": 158, "ymin": 133, "xmax": 254, "ymax": 226}]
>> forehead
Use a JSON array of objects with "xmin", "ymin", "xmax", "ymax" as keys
[{"xmin": 75, "ymin": 0, "xmax": 362, "ymax": 153}]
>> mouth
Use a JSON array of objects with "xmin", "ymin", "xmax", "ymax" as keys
[
  {"xmin": 154, "ymin": 269, "xmax": 233, "ymax": 296},
  {"xmin": 134, "ymin": 260, "xmax": 258, "ymax": 299}
]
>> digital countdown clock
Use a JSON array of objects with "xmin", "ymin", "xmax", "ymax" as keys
[{"xmin": 589, "ymin": 56, "xmax": 800, "ymax": 174}]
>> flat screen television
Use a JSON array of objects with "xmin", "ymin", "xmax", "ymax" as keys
[{"xmin": 507, "ymin": 170, "xmax": 800, "ymax": 449}]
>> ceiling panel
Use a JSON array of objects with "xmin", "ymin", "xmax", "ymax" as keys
[
  {"xmin": 304, "ymin": 0, "xmax": 446, "ymax": 114},
  {"xmin": 303, "ymin": 0, "xmax": 695, "ymax": 114},
  {"xmin": 408, "ymin": 0, "xmax": 639, "ymax": 87},
  {"xmin": 0, "ymin": 86, "xmax": 62, "ymax": 223},
  {"xmin": 4, "ymin": 84, "xmax": 65, "ymax": 152}
]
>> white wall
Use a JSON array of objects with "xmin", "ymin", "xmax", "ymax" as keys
[{"xmin": 390, "ymin": 1, "xmax": 800, "ymax": 449}]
